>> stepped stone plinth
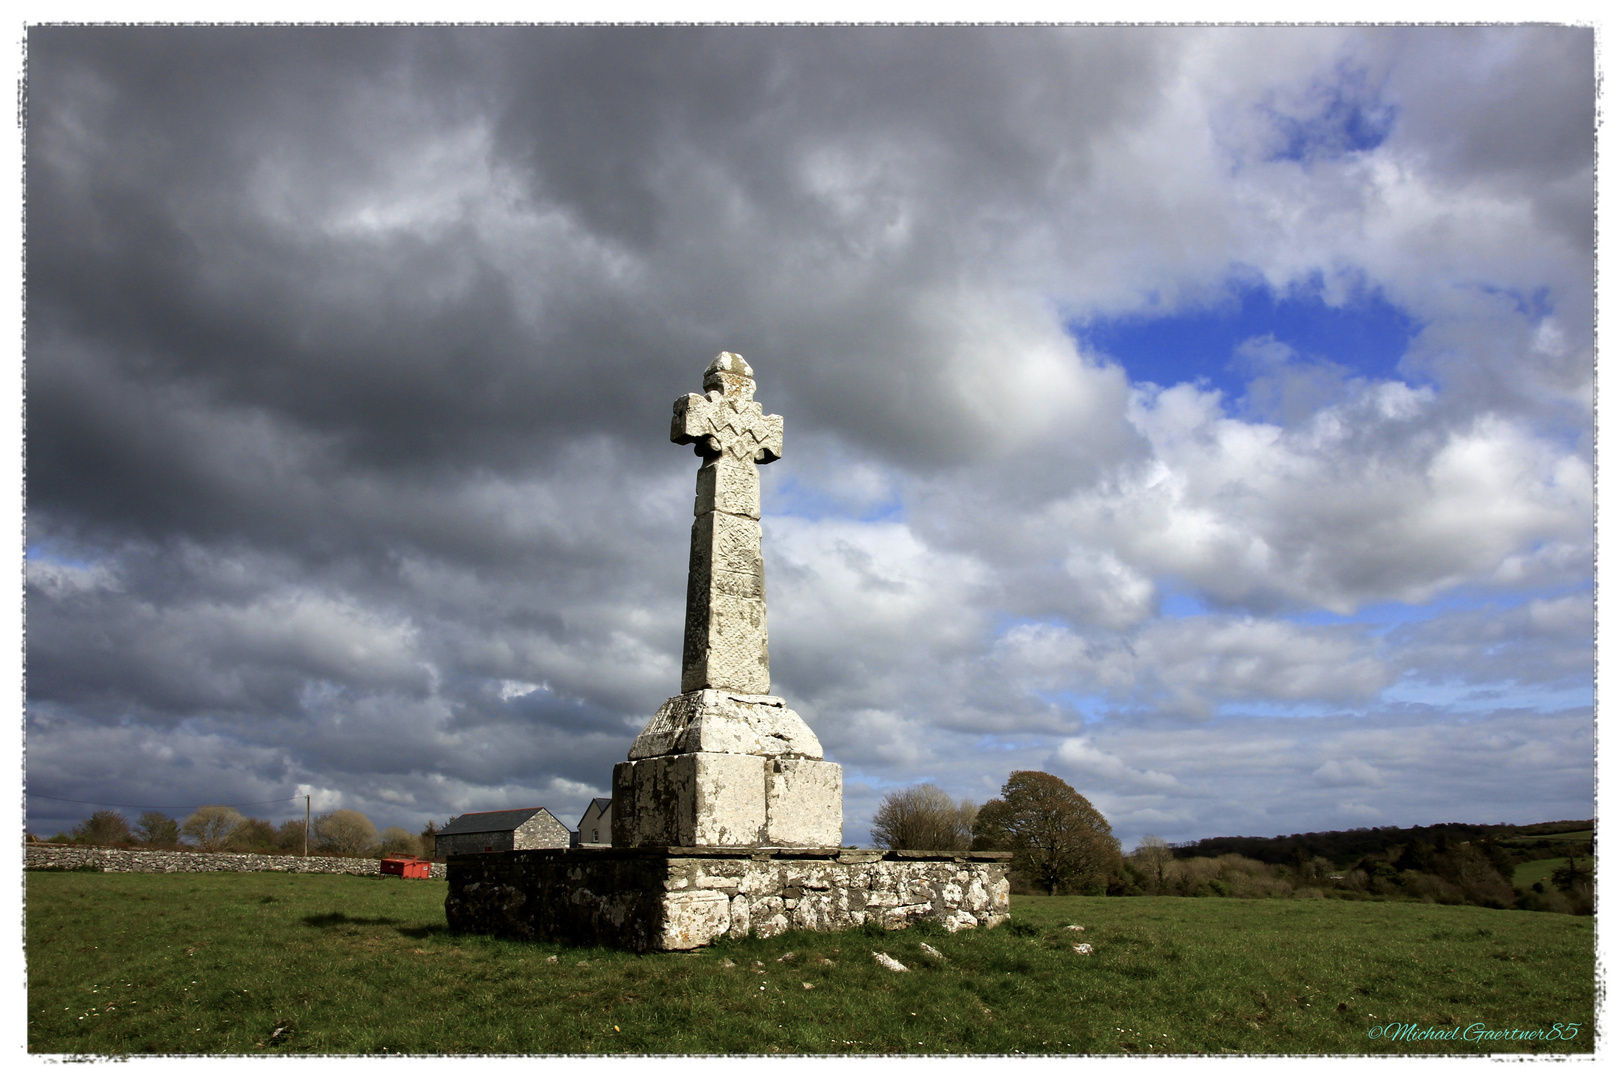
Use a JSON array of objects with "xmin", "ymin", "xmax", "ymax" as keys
[{"xmin": 444, "ymin": 354, "xmax": 1009, "ymax": 950}]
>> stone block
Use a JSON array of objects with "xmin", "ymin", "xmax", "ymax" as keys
[
  {"xmin": 613, "ymin": 753, "xmax": 767, "ymax": 847},
  {"xmin": 681, "ymin": 511, "xmax": 770, "ymax": 695},
  {"xmin": 630, "ymin": 690, "xmax": 823, "ymax": 759},
  {"xmin": 660, "ymin": 889, "xmax": 733, "ymax": 950},
  {"xmin": 764, "ymin": 757, "xmax": 843, "ymax": 847}
]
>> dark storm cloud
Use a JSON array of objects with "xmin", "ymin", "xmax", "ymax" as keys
[{"xmin": 23, "ymin": 26, "xmax": 1594, "ymax": 842}]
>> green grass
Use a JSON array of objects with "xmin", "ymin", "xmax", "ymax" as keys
[
  {"xmin": 1499, "ymin": 830, "xmax": 1593, "ymax": 847},
  {"xmin": 26, "ymin": 871, "xmax": 1594, "ymax": 1056},
  {"xmin": 1511, "ymin": 856, "xmax": 1594, "ymax": 889}
]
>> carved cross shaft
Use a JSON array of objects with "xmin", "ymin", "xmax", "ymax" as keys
[{"xmin": 671, "ymin": 352, "xmax": 784, "ymax": 694}]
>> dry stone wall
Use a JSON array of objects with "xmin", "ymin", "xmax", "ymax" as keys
[
  {"xmin": 445, "ymin": 847, "xmax": 1010, "ymax": 952},
  {"xmin": 25, "ymin": 843, "xmax": 446, "ymax": 879}
]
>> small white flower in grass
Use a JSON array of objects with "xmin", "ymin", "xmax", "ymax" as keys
[
  {"xmin": 1064, "ymin": 925, "xmax": 1085, "ymax": 931},
  {"xmin": 920, "ymin": 943, "xmax": 945, "ymax": 960},
  {"xmin": 545, "ymin": 956, "xmax": 558, "ymax": 963},
  {"xmin": 872, "ymin": 951, "xmax": 908, "ymax": 972},
  {"xmin": 1073, "ymin": 943, "xmax": 1094, "ymax": 955}
]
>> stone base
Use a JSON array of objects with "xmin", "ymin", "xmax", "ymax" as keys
[
  {"xmin": 630, "ymin": 690, "xmax": 822, "ymax": 759},
  {"xmin": 612, "ymin": 753, "xmax": 842, "ymax": 847},
  {"xmin": 444, "ymin": 847, "xmax": 1012, "ymax": 952}
]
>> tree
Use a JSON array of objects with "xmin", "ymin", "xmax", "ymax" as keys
[
  {"xmin": 1132, "ymin": 834, "xmax": 1174, "ymax": 893},
  {"xmin": 377, "ymin": 826, "xmax": 420, "ymax": 858},
  {"xmin": 313, "ymin": 809, "xmax": 377, "ymax": 855},
  {"xmin": 226, "ymin": 817, "xmax": 277, "ymax": 852},
  {"xmin": 972, "ymin": 771, "xmax": 1122, "ymax": 895},
  {"xmin": 72, "ymin": 810, "xmax": 134, "ymax": 847},
  {"xmin": 135, "ymin": 812, "xmax": 180, "ymax": 848},
  {"xmin": 181, "ymin": 805, "xmax": 245, "ymax": 851},
  {"xmin": 420, "ymin": 821, "xmax": 440, "ymax": 857},
  {"xmin": 1551, "ymin": 851, "xmax": 1592, "ymax": 890},
  {"xmin": 274, "ymin": 818, "xmax": 308, "ymax": 854},
  {"xmin": 870, "ymin": 784, "xmax": 976, "ymax": 850}
]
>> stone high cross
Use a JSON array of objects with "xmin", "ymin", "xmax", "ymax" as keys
[
  {"xmin": 612, "ymin": 352, "xmax": 842, "ymax": 849},
  {"xmin": 671, "ymin": 352, "xmax": 784, "ymax": 695}
]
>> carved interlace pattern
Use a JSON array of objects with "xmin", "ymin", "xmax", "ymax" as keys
[{"xmin": 673, "ymin": 373, "xmax": 783, "ymax": 695}]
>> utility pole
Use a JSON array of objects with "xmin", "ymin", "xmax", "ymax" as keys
[{"xmin": 304, "ymin": 795, "xmax": 311, "ymax": 857}]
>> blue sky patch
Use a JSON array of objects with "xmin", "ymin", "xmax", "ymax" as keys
[
  {"xmin": 1287, "ymin": 583, "xmax": 1592, "ymax": 631},
  {"xmin": 1077, "ymin": 277, "xmax": 1419, "ymax": 404},
  {"xmin": 1158, "ymin": 589, "xmax": 1210, "ymax": 618},
  {"xmin": 1381, "ymin": 678, "xmax": 1593, "ymax": 714},
  {"xmin": 766, "ymin": 473, "xmax": 905, "ymax": 523},
  {"xmin": 1262, "ymin": 64, "xmax": 1397, "ymax": 163}
]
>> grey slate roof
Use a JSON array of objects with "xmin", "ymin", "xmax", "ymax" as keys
[{"xmin": 438, "ymin": 807, "xmax": 560, "ymax": 836}]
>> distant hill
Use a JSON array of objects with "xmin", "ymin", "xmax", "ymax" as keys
[{"xmin": 1174, "ymin": 819, "xmax": 1593, "ymax": 867}]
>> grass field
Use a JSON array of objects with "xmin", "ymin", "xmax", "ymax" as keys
[
  {"xmin": 25, "ymin": 870, "xmax": 1594, "ymax": 1056},
  {"xmin": 1504, "ymin": 830, "xmax": 1593, "ymax": 843},
  {"xmin": 1511, "ymin": 856, "xmax": 1594, "ymax": 890}
]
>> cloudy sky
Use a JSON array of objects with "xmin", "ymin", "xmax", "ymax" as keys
[{"xmin": 21, "ymin": 25, "xmax": 1596, "ymax": 848}]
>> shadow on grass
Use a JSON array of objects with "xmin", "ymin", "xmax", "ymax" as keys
[
  {"xmin": 302, "ymin": 911, "xmax": 404, "ymax": 929},
  {"xmin": 397, "ymin": 924, "xmax": 457, "ymax": 940}
]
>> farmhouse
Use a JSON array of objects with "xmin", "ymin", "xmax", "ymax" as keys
[
  {"xmin": 575, "ymin": 797, "xmax": 611, "ymax": 847},
  {"xmin": 434, "ymin": 806, "xmax": 570, "ymax": 859}
]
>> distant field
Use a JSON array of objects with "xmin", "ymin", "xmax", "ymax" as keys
[
  {"xmin": 26, "ymin": 871, "xmax": 1594, "ymax": 1056},
  {"xmin": 1501, "ymin": 831, "xmax": 1593, "ymax": 845},
  {"xmin": 1511, "ymin": 857, "xmax": 1594, "ymax": 889}
]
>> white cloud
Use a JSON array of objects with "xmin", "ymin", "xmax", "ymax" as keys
[
  {"xmin": 995, "ymin": 614, "xmax": 1388, "ymax": 718},
  {"xmin": 1313, "ymin": 758, "xmax": 1383, "ymax": 787},
  {"xmin": 1050, "ymin": 736, "xmax": 1180, "ymax": 791}
]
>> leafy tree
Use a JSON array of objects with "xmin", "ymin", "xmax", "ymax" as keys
[
  {"xmin": 870, "ymin": 784, "xmax": 975, "ymax": 850},
  {"xmin": 226, "ymin": 817, "xmax": 277, "ymax": 852},
  {"xmin": 1395, "ymin": 838, "xmax": 1437, "ymax": 874},
  {"xmin": 274, "ymin": 818, "xmax": 309, "ymax": 854},
  {"xmin": 313, "ymin": 809, "xmax": 377, "ymax": 855},
  {"xmin": 973, "ymin": 771, "xmax": 1121, "ymax": 895},
  {"xmin": 72, "ymin": 810, "xmax": 134, "ymax": 847},
  {"xmin": 1551, "ymin": 852, "xmax": 1592, "ymax": 890},
  {"xmin": 181, "ymin": 805, "xmax": 245, "ymax": 851},
  {"xmin": 135, "ymin": 811, "xmax": 180, "ymax": 848},
  {"xmin": 377, "ymin": 826, "xmax": 420, "ymax": 858},
  {"xmin": 420, "ymin": 821, "xmax": 440, "ymax": 856}
]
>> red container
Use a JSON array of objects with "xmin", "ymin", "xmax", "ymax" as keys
[{"xmin": 380, "ymin": 854, "xmax": 432, "ymax": 880}]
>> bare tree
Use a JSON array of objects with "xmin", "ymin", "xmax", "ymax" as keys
[
  {"xmin": 871, "ymin": 784, "xmax": 974, "ymax": 850},
  {"xmin": 1132, "ymin": 834, "xmax": 1174, "ymax": 893},
  {"xmin": 973, "ymin": 771, "xmax": 1121, "ymax": 895},
  {"xmin": 313, "ymin": 809, "xmax": 378, "ymax": 855},
  {"xmin": 180, "ymin": 805, "xmax": 245, "ymax": 851}
]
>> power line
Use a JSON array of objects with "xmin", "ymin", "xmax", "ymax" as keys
[{"xmin": 26, "ymin": 793, "xmax": 307, "ymax": 811}]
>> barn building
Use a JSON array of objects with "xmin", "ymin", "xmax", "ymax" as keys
[{"xmin": 434, "ymin": 806, "xmax": 570, "ymax": 859}]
